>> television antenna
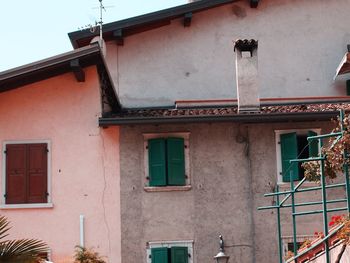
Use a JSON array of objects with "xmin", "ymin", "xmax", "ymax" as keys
[{"xmin": 78, "ymin": 0, "xmax": 114, "ymax": 50}]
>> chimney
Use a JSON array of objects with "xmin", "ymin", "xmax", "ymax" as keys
[{"xmin": 234, "ymin": 39, "xmax": 260, "ymax": 113}]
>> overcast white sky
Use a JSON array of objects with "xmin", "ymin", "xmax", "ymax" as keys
[{"xmin": 0, "ymin": 0, "xmax": 186, "ymax": 72}]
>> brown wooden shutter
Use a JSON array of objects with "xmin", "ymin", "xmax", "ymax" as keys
[
  {"xmin": 27, "ymin": 144, "xmax": 48, "ymax": 203},
  {"xmin": 6, "ymin": 144, "xmax": 27, "ymax": 204}
]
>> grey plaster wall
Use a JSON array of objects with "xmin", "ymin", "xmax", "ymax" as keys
[
  {"xmin": 119, "ymin": 121, "xmax": 346, "ymax": 263},
  {"xmin": 105, "ymin": 0, "xmax": 350, "ymax": 108}
]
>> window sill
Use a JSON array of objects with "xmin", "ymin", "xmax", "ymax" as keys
[
  {"xmin": 144, "ymin": 185, "xmax": 192, "ymax": 192},
  {"xmin": 0, "ymin": 203, "xmax": 54, "ymax": 209}
]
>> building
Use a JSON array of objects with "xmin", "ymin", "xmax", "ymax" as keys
[
  {"xmin": 2, "ymin": 0, "xmax": 350, "ymax": 262},
  {"xmin": 0, "ymin": 44, "xmax": 121, "ymax": 262},
  {"xmin": 70, "ymin": 0, "xmax": 350, "ymax": 262}
]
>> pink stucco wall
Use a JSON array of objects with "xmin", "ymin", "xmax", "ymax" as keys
[{"xmin": 0, "ymin": 67, "xmax": 121, "ymax": 263}]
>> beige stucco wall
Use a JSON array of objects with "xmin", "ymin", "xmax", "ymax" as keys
[
  {"xmin": 119, "ymin": 121, "xmax": 346, "ymax": 263},
  {"xmin": 0, "ymin": 67, "xmax": 121, "ymax": 263},
  {"xmin": 105, "ymin": 0, "xmax": 350, "ymax": 108}
]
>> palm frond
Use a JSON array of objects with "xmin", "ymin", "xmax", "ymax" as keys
[
  {"xmin": 0, "ymin": 216, "xmax": 11, "ymax": 241},
  {"xmin": 0, "ymin": 238, "xmax": 48, "ymax": 263},
  {"xmin": 0, "ymin": 216, "xmax": 49, "ymax": 263}
]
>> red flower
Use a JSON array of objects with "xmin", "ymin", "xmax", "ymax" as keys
[{"xmin": 329, "ymin": 221, "xmax": 335, "ymax": 227}]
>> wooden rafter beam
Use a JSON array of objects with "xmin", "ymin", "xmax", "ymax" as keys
[
  {"xmin": 70, "ymin": 59, "xmax": 85, "ymax": 82},
  {"xmin": 113, "ymin": 29, "xmax": 124, "ymax": 46},
  {"xmin": 250, "ymin": 0, "xmax": 259, "ymax": 8},
  {"xmin": 183, "ymin": 12, "xmax": 192, "ymax": 27}
]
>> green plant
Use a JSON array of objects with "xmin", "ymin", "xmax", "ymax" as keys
[
  {"xmin": 302, "ymin": 114, "xmax": 350, "ymax": 262},
  {"xmin": 299, "ymin": 239, "xmax": 312, "ymax": 250},
  {"xmin": 302, "ymin": 115, "xmax": 350, "ymax": 181},
  {"xmin": 73, "ymin": 246, "xmax": 106, "ymax": 263},
  {"xmin": 284, "ymin": 250, "xmax": 294, "ymax": 260},
  {"xmin": 0, "ymin": 215, "xmax": 49, "ymax": 263}
]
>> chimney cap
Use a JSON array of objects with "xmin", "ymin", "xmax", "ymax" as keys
[{"xmin": 234, "ymin": 39, "xmax": 258, "ymax": 53}]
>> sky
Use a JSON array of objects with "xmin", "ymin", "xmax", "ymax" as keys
[{"xmin": 0, "ymin": 0, "xmax": 186, "ymax": 72}]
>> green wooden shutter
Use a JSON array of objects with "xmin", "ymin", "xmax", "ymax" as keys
[
  {"xmin": 280, "ymin": 133, "xmax": 299, "ymax": 182},
  {"xmin": 171, "ymin": 247, "xmax": 188, "ymax": 263},
  {"xmin": 151, "ymin": 247, "xmax": 169, "ymax": 263},
  {"xmin": 308, "ymin": 131, "xmax": 318, "ymax": 157},
  {"xmin": 167, "ymin": 138, "xmax": 185, "ymax": 186},
  {"xmin": 149, "ymin": 139, "xmax": 167, "ymax": 186}
]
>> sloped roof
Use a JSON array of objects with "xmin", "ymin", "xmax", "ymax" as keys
[
  {"xmin": 99, "ymin": 101, "xmax": 350, "ymax": 126},
  {"xmin": 68, "ymin": 0, "xmax": 243, "ymax": 48},
  {"xmin": 0, "ymin": 43, "xmax": 102, "ymax": 92},
  {"xmin": 0, "ymin": 43, "xmax": 121, "ymax": 113}
]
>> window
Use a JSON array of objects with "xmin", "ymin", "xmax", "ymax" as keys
[
  {"xmin": 148, "ymin": 137, "xmax": 185, "ymax": 186},
  {"xmin": 147, "ymin": 240, "xmax": 193, "ymax": 263},
  {"xmin": 276, "ymin": 129, "xmax": 320, "ymax": 183},
  {"xmin": 287, "ymin": 242, "xmax": 302, "ymax": 253},
  {"xmin": 2, "ymin": 141, "xmax": 51, "ymax": 207},
  {"xmin": 151, "ymin": 247, "xmax": 188, "ymax": 263},
  {"xmin": 282, "ymin": 235, "xmax": 313, "ymax": 259},
  {"xmin": 143, "ymin": 133, "xmax": 190, "ymax": 190}
]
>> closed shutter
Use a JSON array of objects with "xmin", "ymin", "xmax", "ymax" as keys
[
  {"xmin": 280, "ymin": 133, "xmax": 299, "ymax": 182},
  {"xmin": 27, "ymin": 144, "xmax": 47, "ymax": 203},
  {"xmin": 151, "ymin": 247, "xmax": 169, "ymax": 263},
  {"xmin": 167, "ymin": 138, "xmax": 185, "ymax": 186},
  {"xmin": 171, "ymin": 247, "xmax": 188, "ymax": 263},
  {"xmin": 5, "ymin": 144, "xmax": 27, "ymax": 204},
  {"xmin": 308, "ymin": 131, "xmax": 318, "ymax": 157},
  {"xmin": 149, "ymin": 139, "xmax": 167, "ymax": 186}
]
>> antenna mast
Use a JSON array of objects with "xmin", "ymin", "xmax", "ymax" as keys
[{"xmin": 98, "ymin": 0, "xmax": 105, "ymax": 49}]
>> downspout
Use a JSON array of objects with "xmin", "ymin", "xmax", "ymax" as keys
[
  {"xmin": 80, "ymin": 214, "xmax": 85, "ymax": 247},
  {"xmin": 245, "ymin": 126, "xmax": 256, "ymax": 263},
  {"xmin": 236, "ymin": 125, "xmax": 256, "ymax": 263}
]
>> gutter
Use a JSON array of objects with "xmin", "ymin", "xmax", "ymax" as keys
[
  {"xmin": 0, "ymin": 43, "xmax": 100, "ymax": 80},
  {"xmin": 99, "ymin": 111, "xmax": 339, "ymax": 127},
  {"xmin": 0, "ymin": 43, "xmax": 103, "ymax": 92}
]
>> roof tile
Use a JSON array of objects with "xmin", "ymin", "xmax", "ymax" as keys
[{"xmin": 112, "ymin": 102, "xmax": 350, "ymax": 119}]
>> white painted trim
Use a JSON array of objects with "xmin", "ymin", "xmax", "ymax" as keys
[
  {"xmin": 275, "ymin": 129, "xmax": 321, "ymax": 184},
  {"xmin": 144, "ymin": 185, "xmax": 192, "ymax": 192},
  {"xmin": 143, "ymin": 132, "xmax": 190, "ymax": 140},
  {"xmin": 143, "ymin": 132, "xmax": 191, "ymax": 188},
  {"xmin": 0, "ymin": 203, "xmax": 53, "ymax": 209},
  {"xmin": 2, "ymin": 140, "xmax": 52, "ymax": 205},
  {"xmin": 146, "ymin": 240, "xmax": 194, "ymax": 263}
]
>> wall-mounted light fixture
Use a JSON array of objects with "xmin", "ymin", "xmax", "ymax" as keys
[{"xmin": 214, "ymin": 235, "xmax": 230, "ymax": 263}]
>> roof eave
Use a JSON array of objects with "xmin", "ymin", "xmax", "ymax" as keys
[
  {"xmin": 334, "ymin": 52, "xmax": 350, "ymax": 79},
  {"xmin": 68, "ymin": 0, "xmax": 239, "ymax": 48},
  {"xmin": 99, "ymin": 111, "xmax": 339, "ymax": 127},
  {"xmin": 0, "ymin": 43, "xmax": 102, "ymax": 92}
]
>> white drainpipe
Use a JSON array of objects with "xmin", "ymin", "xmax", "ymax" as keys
[{"xmin": 80, "ymin": 215, "xmax": 85, "ymax": 247}]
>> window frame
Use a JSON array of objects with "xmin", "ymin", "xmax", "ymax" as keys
[
  {"xmin": 143, "ymin": 132, "xmax": 191, "ymax": 192},
  {"xmin": 275, "ymin": 129, "xmax": 321, "ymax": 184},
  {"xmin": 146, "ymin": 240, "xmax": 194, "ymax": 263},
  {"xmin": 1, "ymin": 140, "xmax": 53, "ymax": 209}
]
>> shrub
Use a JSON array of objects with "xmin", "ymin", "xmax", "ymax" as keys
[{"xmin": 73, "ymin": 246, "xmax": 106, "ymax": 263}]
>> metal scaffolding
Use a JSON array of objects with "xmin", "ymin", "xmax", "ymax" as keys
[{"xmin": 258, "ymin": 110, "xmax": 350, "ymax": 263}]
